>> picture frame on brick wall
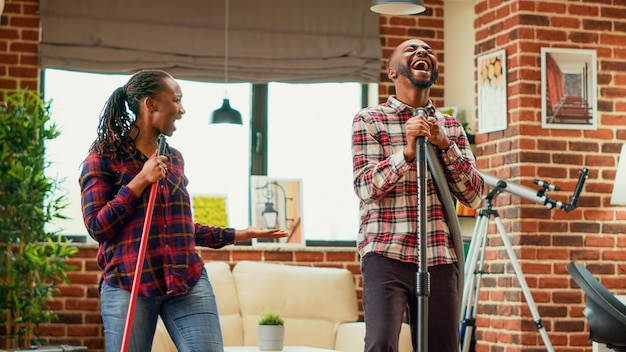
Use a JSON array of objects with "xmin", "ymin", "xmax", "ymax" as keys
[
  {"xmin": 477, "ymin": 49, "xmax": 508, "ymax": 134},
  {"xmin": 250, "ymin": 176, "xmax": 304, "ymax": 246},
  {"xmin": 541, "ymin": 47, "xmax": 598, "ymax": 130}
]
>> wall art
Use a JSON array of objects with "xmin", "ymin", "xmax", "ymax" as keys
[
  {"xmin": 478, "ymin": 49, "xmax": 508, "ymax": 133},
  {"xmin": 541, "ymin": 47, "xmax": 597, "ymax": 130}
]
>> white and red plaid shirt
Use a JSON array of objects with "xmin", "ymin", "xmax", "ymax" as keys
[{"xmin": 352, "ymin": 96, "xmax": 483, "ymax": 266}]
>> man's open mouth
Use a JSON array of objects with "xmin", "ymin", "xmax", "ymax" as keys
[{"xmin": 412, "ymin": 60, "xmax": 429, "ymax": 71}]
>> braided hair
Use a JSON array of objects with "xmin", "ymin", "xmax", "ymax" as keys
[{"xmin": 90, "ymin": 69, "xmax": 173, "ymax": 159}]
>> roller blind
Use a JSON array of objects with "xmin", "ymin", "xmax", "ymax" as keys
[{"xmin": 39, "ymin": 0, "xmax": 381, "ymax": 83}]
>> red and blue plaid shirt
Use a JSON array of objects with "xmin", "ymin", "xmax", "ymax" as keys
[
  {"xmin": 80, "ymin": 144, "xmax": 235, "ymax": 296},
  {"xmin": 352, "ymin": 96, "xmax": 483, "ymax": 266}
]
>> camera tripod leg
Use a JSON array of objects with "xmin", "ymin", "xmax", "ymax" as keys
[
  {"xmin": 492, "ymin": 215, "xmax": 555, "ymax": 352},
  {"xmin": 460, "ymin": 210, "xmax": 490, "ymax": 352},
  {"xmin": 460, "ymin": 209, "xmax": 555, "ymax": 352}
]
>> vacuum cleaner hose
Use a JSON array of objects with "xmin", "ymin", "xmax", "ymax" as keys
[{"xmin": 426, "ymin": 144, "xmax": 467, "ymax": 307}]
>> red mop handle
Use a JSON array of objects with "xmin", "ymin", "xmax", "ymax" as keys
[{"xmin": 121, "ymin": 135, "xmax": 166, "ymax": 352}]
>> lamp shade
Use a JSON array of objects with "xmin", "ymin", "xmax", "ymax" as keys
[
  {"xmin": 370, "ymin": 0, "xmax": 426, "ymax": 15},
  {"xmin": 210, "ymin": 98, "xmax": 242, "ymax": 125}
]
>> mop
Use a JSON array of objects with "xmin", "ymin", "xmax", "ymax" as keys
[{"xmin": 120, "ymin": 134, "xmax": 166, "ymax": 352}]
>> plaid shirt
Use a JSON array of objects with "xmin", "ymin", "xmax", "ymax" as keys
[
  {"xmin": 352, "ymin": 96, "xmax": 483, "ymax": 266},
  {"xmin": 80, "ymin": 144, "xmax": 235, "ymax": 297}
]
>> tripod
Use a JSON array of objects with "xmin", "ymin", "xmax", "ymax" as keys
[{"xmin": 460, "ymin": 186, "xmax": 555, "ymax": 352}]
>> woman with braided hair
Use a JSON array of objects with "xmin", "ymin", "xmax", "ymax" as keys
[{"xmin": 80, "ymin": 69, "xmax": 287, "ymax": 352}]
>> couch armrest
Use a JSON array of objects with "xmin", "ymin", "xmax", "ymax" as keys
[
  {"xmin": 335, "ymin": 322, "xmax": 412, "ymax": 352},
  {"xmin": 334, "ymin": 322, "xmax": 365, "ymax": 352}
]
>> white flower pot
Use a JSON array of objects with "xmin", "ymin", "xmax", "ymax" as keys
[{"xmin": 258, "ymin": 324, "xmax": 285, "ymax": 351}]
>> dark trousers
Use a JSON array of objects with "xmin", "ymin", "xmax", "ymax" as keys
[{"xmin": 362, "ymin": 253, "xmax": 459, "ymax": 352}]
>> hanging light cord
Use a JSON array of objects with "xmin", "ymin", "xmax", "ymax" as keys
[{"xmin": 223, "ymin": 0, "xmax": 230, "ymax": 98}]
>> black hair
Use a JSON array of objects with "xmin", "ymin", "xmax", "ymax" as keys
[{"xmin": 89, "ymin": 69, "xmax": 172, "ymax": 158}]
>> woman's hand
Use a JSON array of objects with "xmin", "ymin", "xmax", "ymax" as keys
[
  {"xmin": 142, "ymin": 152, "xmax": 168, "ymax": 184},
  {"xmin": 234, "ymin": 226, "xmax": 289, "ymax": 242},
  {"xmin": 127, "ymin": 151, "xmax": 168, "ymax": 196}
]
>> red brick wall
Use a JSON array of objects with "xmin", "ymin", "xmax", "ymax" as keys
[
  {"xmin": 470, "ymin": 1, "xmax": 626, "ymax": 351},
  {"xmin": 0, "ymin": 0, "xmax": 39, "ymax": 95},
  {"xmin": 2, "ymin": 0, "xmax": 626, "ymax": 351}
]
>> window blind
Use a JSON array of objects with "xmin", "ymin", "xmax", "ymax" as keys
[{"xmin": 39, "ymin": 0, "xmax": 381, "ymax": 83}]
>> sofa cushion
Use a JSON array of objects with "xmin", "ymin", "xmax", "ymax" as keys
[
  {"xmin": 205, "ymin": 261, "xmax": 244, "ymax": 346},
  {"xmin": 232, "ymin": 261, "xmax": 359, "ymax": 349}
]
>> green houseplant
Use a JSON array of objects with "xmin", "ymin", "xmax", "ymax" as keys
[
  {"xmin": 0, "ymin": 90, "xmax": 77, "ymax": 349},
  {"xmin": 258, "ymin": 311, "xmax": 285, "ymax": 351},
  {"xmin": 461, "ymin": 120, "xmax": 476, "ymax": 145}
]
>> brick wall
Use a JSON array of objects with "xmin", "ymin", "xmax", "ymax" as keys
[
  {"xmin": 2, "ymin": 0, "xmax": 625, "ymax": 351},
  {"xmin": 470, "ymin": 1, "xmax": 626, "ymax": 351},
  {"xmin": 0, "ymin": 0, "xmax": 39, "ymax": 95}
]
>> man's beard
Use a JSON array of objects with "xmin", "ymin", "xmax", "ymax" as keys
[{"xmin": 397, "ymin": 63, "xmax": 439, "ymax": 89}]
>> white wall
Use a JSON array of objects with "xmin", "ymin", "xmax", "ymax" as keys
[{"xmin": 444, "ymin": 0, "xmax": 476, "ymax": 131}]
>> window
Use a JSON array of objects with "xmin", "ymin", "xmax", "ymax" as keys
[
  {"xmin": 266, "ymin": 83, "xmax": 361, "ymax": 240},
  {"xmin": 44, "ymin": 69, "xmax": 363, "ymax": 243}
]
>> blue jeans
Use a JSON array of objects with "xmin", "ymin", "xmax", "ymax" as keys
[{"xmin": 100, "ymin": 268, "xmax": 223, "ymax": 352}]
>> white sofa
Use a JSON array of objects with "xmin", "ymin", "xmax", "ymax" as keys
[{"xmin": 152, "ymin": 260, "xmax": 411, "ymax": 352}]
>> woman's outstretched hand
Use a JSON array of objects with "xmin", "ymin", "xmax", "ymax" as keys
[{"xmin": 234, "ymin": 227, "xmax": 289, "ymax": 242}]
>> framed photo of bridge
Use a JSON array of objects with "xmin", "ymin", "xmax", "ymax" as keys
[{"xmin": 541, "ymin": 47, "xmax": 597, "ymax": 130}]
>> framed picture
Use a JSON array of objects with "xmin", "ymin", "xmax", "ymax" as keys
[
  {"xmin": 541, "ymin": 47, "xmax": 597, "ymax": 130},
  {"xmin": 250, "ymin": 176, "xmax": 303, "ymax": 246},
  {"xmin": 477, "ymin": 49, "xmax": 508, "ymax": 133},
  {"xmin": 191, "ymin": 194, "xmax": 229, "ymax": 227}
]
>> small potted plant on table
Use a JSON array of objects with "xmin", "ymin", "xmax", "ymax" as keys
[{"xmin": 258, "ymin": 311, "xmax": 285, "ymax": 351}]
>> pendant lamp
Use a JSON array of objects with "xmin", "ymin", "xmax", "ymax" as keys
[
  {"xmin": 261, "ymin": 202, "xmax": 279, "ymax": 229},
  {"xmin": 210, "ymin": 0, "xmax": 242, "ymax": 125},
  {"xmin": 212, "ymin": 98, "xmax": 242, "ymax": 124},
  {"xmin": 370, "ymin": 0, "xmax": 426, "ymax": 15}
]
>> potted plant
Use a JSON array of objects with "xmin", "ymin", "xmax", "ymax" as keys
[
  {"xmin": 0, "ymin": 90, "xmax": 77, "ymax": 349},
  {"xmin": 461, "ymin": 120, "xmax": 476, "ymax": 145},
  {"xmin": 258, "ymin": 311, "xmax": 285, "ymax": 351}
]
